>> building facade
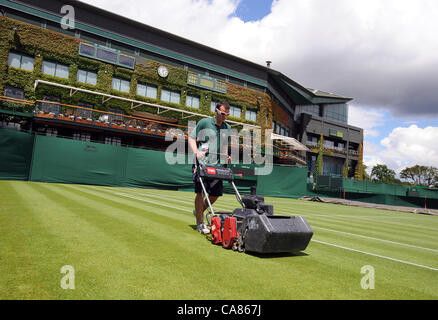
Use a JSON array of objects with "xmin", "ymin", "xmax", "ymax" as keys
[{"xmin": 0, "ymin": 0, "xmax": 363, "ymax": 176}]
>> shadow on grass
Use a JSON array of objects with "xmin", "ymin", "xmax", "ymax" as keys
[
  {"xmin": 245, "ymin": 251, "xmax": 309, "ymax": 259},
  {"xmin": 188, "ymin": 224, "xmax": 309, "ymax": 259}
]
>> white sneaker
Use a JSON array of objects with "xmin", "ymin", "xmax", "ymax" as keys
[{"xmin": 197, "ymin": 223, "xmax": 210, "ymax": 234}]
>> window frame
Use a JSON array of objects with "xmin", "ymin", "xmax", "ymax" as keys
[
  {"xmin": 160, "ymin": 88, "xmax": 181, "ymax": 104},
  {"xmin": 245, "ymin": 109, "xmax": 257, "ymax": 122},
  {"xmin": 77, "ymin": 69, "xmax": 98, "ymax": 86},
  {"xmin": 8, "ymin": 52, "xmax": 34, "ymax": 72},
  {"xmin": 111, "ymin": 77, "xmax": 131, "ymax": 93},
  {"xmin": 186, "ymin": 94, "xmax": 200, "ymax": 109},
  {"xmin": 4, "ymin": 85, "xmax": 25, "ymax": 100},
  {"xmin": 42, "ymin": 60, "xmax": 69, "ymax": 79},
  {"xmin": 136, "ymin": 82, "xmax": 158, "ymax": 99},
  {"xmin": 229, "ymin": 105, "xmax": 241, "ymax": 118}
]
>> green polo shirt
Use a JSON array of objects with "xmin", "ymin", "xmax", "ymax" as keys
[{"xmin": 190, "ymin": 116, "xmax": 231, "ymax": 164}]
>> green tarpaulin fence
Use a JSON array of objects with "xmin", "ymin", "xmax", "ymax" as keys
[
  {"xmin": 1, "ymin": 128, "xmax": 437, "ymax": 208},
  {"xmin": 257, "ymin": 165, "xmax": 308, "ymax": 198},
  {"xmin": 0, "ymin": 127, "xmax": 34, "ymax": 180}
]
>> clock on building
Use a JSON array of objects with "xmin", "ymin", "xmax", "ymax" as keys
[{"xmin": 157, "ymin": 65, "xmax": 168, "ymax": 78}]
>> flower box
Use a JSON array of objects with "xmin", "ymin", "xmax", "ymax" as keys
[
  {"xmin": 94, "ymin": 121, "xmax": 109, "ymax": 128},
  {"xmin": 111, "ymin": 123, "xmax": 126, "ymax": 130},
  {"xmin": 57, "ymin": 114, "xmax": 74, "ymax": 122},
  {"xmin": 76, "ymin": 117, "xmax": 92, "ymax": 125}
]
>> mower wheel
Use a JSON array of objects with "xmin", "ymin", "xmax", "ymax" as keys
[{"xmin": 237, "ymin": 228, "xmax": 247, "ymax": 253}]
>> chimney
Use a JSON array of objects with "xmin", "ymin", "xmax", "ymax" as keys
[{"xmin": 266, "ymin": 60, "xmax": 272, "ymax": 68}]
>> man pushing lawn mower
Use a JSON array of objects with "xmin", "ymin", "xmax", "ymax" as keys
[
  {"xmin": 187, "ymin": 101, "xmax": 313, "ymax": 254},
  {"xmin": 188, "ymin": 101, "xmax": 232, "ymax": 234}
]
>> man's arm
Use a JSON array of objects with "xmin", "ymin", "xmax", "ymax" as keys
[
  {"xmin": 220, "ymin": 127, "xmax": 232, "ymax": 163},
  {"xmin": 188, "ymin": 136, "xmax": 206, "ymax": 160}
]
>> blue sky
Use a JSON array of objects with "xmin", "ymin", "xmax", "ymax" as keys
[
  {"xmin": 86, "ymin": 0, "xmax": 438, "ymax": 173},
  {"xmin": 235, "ymin": 0, "xmax": 273, "ymax": 22}
]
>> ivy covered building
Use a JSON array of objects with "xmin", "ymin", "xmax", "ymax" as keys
[{"xmin": 0, "ymin": 0, "xmax": 363, "ymax": 177}]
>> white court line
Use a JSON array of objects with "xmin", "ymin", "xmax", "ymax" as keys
[
  {"xmin": 312, "ymin": 239, "xmax": 438, "ymax": 272},
  {"xmin": 117, "ymin": 190, "xmax": 438, "ymax": 253},
  {"xmin": 105, "ymin": 188, "xmax": 438, "ymax": 238},
  {"xmin": 75, "ymin": 186, "xmax": 438, "ymax": 260},
  {"xmin": 313, "ymin": 226, "xmax": 438, "ymax": 253}
]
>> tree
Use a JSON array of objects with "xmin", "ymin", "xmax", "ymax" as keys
[
  {"xmin": 362, "ymin": 164, "xmax": 371, "ymax": 181},
  {"xmin": 370, "ymin": 164, "xmax": 396, "ymax": 184},
  {"xmin": 400, "ymin": 165, "xmax": 438, "ymax": 186},
  {"xmin": 342, "ymin": 160, "xmax": 349, "ymax": 178},
  {"xmin": 354, "ymin": 143, "xmax": 364, "ymax": 180},
  {"xmin": 313, "ymin": 134, "xmax": 324, "ymax": 179}
]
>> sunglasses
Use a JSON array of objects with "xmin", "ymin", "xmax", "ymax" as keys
[{"xmin": 216, "ymin": 108, "xmax": 230, "ymax": 116}]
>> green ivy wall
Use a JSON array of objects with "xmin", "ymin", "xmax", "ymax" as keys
[{"xmin": 0, "ymin": 16, "xmax": 273, "ymax": 131}]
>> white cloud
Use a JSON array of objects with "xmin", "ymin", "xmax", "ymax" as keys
[
  {"xmin": 84, "ymin": 0, "xmax": 438, "ymax": 116},
  {"xmin": 378, "ymin": 125, "xmax": 438, "ymax": 172},
  {"xmin": 348, "ymin": 104, "xmax": 386, "ymax": 138},
  {"xmin": 82, "ymin": 0, "xmax": 438, "ymax": 173}
]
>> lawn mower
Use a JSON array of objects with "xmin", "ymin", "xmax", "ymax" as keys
[{"xmin": 195, "ymin": 155, "xmax": 313, "ymax": 254}]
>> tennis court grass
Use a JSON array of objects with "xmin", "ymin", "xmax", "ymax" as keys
[{"xmin": 0, "ymin": 180, "xmax": 437, "ymax": 299}]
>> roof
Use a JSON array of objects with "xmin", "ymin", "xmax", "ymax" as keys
[{"xmin": 306, "ymin": 88, "xmax": 352, "ymax": 100}]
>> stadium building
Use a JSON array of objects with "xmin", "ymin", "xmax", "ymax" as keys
[{"xmin": 0, "ymin": 0, "xmax": 363, "ymax": 178}]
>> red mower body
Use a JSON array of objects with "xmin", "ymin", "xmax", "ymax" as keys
[
  {"xmin": 210, "ymin": 216, "xmax": 222, "ymax": 245},
  {"xmin": 222, "ymin": 217, "xmax": 238, "ymax": 249}
]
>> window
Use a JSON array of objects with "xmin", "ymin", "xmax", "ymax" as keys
[
  {"xmin": 77, "ymin": 69, "xmax": 97, "ymax": 85},
  {"xmin": 161, "ymin": 89, "xmax": 180, "ymax": 104},
  {"xmin": 211, "ymin": 100, "xmax": 219, "ymax": 113},
  {"xmin": 46, "ymin": 128, "xmax": 58, "ymax": 137},
  {"xmin": 245, "ymin": 109, "xmax": 257, "ymax": 122},
  {"xmin": 274, "ymin": 122, "xmax": 289, "ymax": 136},
  {"xmin": 229, "ymin": 105, "xmax": 241, "ymax": 118},
  {"xmin": 40, "ymin": 96, "xmax": 60, "ymax": 113},
  {"xmin": 112, "ymin": 77, "xmax": 130, "ymax": 93},
  {"xmin": 77, "ymin": 102, "xmax": 93, "ymax": 119},
  {"xmin": 280, "ymin": 127, "xmax": 285, "ymax": 136},
  {"xmin": 4, "ymin": 85, "xmax": 24, "ymax": 100},
  {"xmin": 42, "ymin": 61, "xmax": 69, "ymax": 78},
  {"xmin": 324, "ymin": 140, "xmax": 335, "ymax": 149},
  {"xmin": 105, "ymin": 136, "xmax": 121, "ymax": 146},
  {"xmin": 295, "ymin": 105, "xmax": 320, "ymax": 120},
  {"xmin": 137, "ymin": 82, "xmax": 157, "ymax": 99},
  {"xmin": 79, "ymin": 42, "xmax": 95, "ymax": 56},
  {"xmin": 8, "ymin": 52, "xmax": 34, "ymax": 71},
  {"xmin": 186, "ymin": 95, "xmax": 200, "ymax": 108},
  {"xmin": 119, "ymin": 54, "xmax": 135, "ymax": 69},
  {"xmin": 324, "ymin": 104, "xmax": 348, "ymax": 124},
  {"xmin": 108, "ymin": 107, "xmax": 125, "ymax": 122},
  {"xmin": 73, "ymin": 132, "xmax": 91, "ymax": 142},
  {"xmin": 96, "ymin": 47, "xmax": 117, "ymax": 63},
  {"xmin": 79, "ymin": 42, "xmax": 136, "ymax": 70},
  {"xmin": 307, "ymin": 135, "xmax": 318, "ymax": 146}
]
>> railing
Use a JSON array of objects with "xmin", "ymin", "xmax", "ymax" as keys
[
  {"xmin": 34, "ymin": 100, "xmax": 190, "ymax": 138},
  {"xmin": 272, "ymin": 142, "xmax": 306, "ymax": 165},
  {"xmin": 1, "ymin": 97, "xmax": 306, "ymax": 161},
  {"xmin": 306, "ymin": 142, "xmax": 359, "ymax": 157},
  {"xmin": 0, "ymin": 96, "xmax": 35, "ymax": 113}
]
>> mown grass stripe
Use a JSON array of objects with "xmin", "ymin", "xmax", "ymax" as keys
[
  {"xmin": 312, "ymin": 239, "xmax": 438, "ymax": 272},
  {"xmin": 87, "ymin": 184, "xmax": 438, "ymax": 252},
  {"xmin": 312, "ymin": 226, "xmax": 438, "ymax": 253},
  {"xmin": 2, "ymin": 181, "xmax": 438, "ymax": 299},
  {"xmin": 84, "ymin": 184, "xmax": 438, "ymax": 267}
]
